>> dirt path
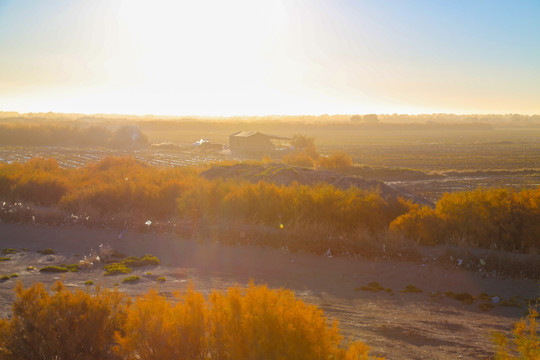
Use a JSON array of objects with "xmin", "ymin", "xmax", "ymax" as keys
[{"xmin": 0, "ymin": 222, "xmax": 538, "ymax": 359}]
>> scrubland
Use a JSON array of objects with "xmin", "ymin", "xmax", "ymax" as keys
[
  {"xmin": 0, "ymin": 116, "xmax": 539, "ymax": 359},
  {"xmin": 0, "ymin": 157, "xmax": 539, "ymax": 264}
]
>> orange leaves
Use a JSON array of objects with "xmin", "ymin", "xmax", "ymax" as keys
[
  {"xmin": 0, "ymin": 282, "xmax": 381, "ymax": 360},
  {"xmin": 391, "ymin": 187, "xmax": 540, "ymax": 251},
  {"xmin": 0, "ymin": 156, "xmax": 409, "ymax": 234},
  {"xmin": 115, "ymin": 287, "xmax": 207, "ymax": 360},
  {"xmin": 3, "ymin": 281, "xmax": 128, "ymax": 360},
  {"xmin": 318, "ymin": 151, "xmax": 353, "ymax": 170},
  {"xmin": 492, "ymin": 308, "xmax": 539, "ymax": 360}
]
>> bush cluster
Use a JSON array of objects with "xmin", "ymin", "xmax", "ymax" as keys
[
  {"xmin": 390, "ymin": 187, "xmax": 540, "ymax": 252},
  {"xmin": 1, "ymin": 157, "xmax": 539, "ymax": 253},
  {"xmin": 0, "ymin": 281, "xmax": 382, "ymax": 360}
]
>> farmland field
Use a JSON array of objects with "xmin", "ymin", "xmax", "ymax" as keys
[{"xmin": 1, "ymin": 125, "xmax": 538, "ymax": 201}]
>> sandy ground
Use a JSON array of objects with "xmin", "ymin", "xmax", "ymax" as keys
[{"xmin": 0, "ymin": 222, "xmax": 538, "ymax": 359}]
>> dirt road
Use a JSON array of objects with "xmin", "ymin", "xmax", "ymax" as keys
[{"xmin": 0, "ymin": 222, "xmax": 537, "ymax": 359}]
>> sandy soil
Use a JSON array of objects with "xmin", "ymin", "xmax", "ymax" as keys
[{"xmin": 0, "ymin": 222, "xmax": 538, "ymax": 359}]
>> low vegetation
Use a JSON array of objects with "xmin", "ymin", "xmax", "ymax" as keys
[
  {"xmin": 390, "ymin": 187, "xmax": 540, "ymax": 252},
  {"xmin": 491, "ymin": 308, "xmax": 539, "ymax": 360},
  {"xmin": 0, "ymin": 157, "xmax": 539, "ymax": 277},
  {"xmin": 0, "ymin": 281, "xmax": 383, "ymax": 360},
  {"xmin": 103, "ymin": 263, "xmax": 132, "ymax": 276},
  {"xmin": 39, "ymin": 266, "xmax": 69, "ymax": 273},
  {"xmin": 444, "ymin": 292, "xmax": 475, "ymax": 305},
  {"xmin": 357, "ymin": 282, "xmax": 388, "ymax": 293},
  {"xmin": 37, "ymin": 248, "xmax": 55, "ymax": 255},
  {"xmin": 103, "ymin": 254, "xmax": 160, "ymax": 276},
  {"xmin": 121, "ymin": 254, "xmax": 160, "ymax": 267},
  {"xmin": 401, "ymin": 285, "xmax": 423, "ymax": 294},
  {"xmin": 121, "ymin": 275, "xmax": 140, "ymax": 284}
]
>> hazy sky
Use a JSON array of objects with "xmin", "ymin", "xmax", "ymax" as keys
[{"xmin": 1, "ymin": 0, "xmax": 539, "ymax": 116}]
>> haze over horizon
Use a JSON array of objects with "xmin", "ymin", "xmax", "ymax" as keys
[{"xmin": 1, "ymin": 0, "xmax": 539, "ymax": 116}]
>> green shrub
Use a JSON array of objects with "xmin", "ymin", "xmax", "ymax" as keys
[
  {"xmin": 1, "ymin": 248, "xmax": 16, "ymax": 255},
  {"xmin": 356, "ymin": 282, "xmax": 386, "ymax": 293},
  {"xmin": 84, "ymin": 280, "xmax": 94, "ymax": 286},
  {"xmin": 40, "ymin": 266, "xmax": 69, "ymax": 273},
  {"xmin": 0, "ymin": 257, "xmax": 11, "ymax": 262},
  {"xmin": 103, "ymin": 263, "xmax": 132, "ymax": 276},
  {"xmin": 37, "ymin": 248, "xmax": 55, "ymax": 255},
  {"xmin": 121, "ymin": 276, "xmax": 140, "ymax": 284},
  {"xmin": 66, "ymin": 264, "xmax": 80, "ymax": 272},
  {"xmin": 445, "ymin": 291, "xmax": 475, "ymax": 304},
  {"xmin": 121, "ymin": 254, "xmax": 160, "ymax": 267},
  {"xmin": 0, "ymin": 275, "xmax": 10, "ymax": 281},
  {"xmin": 401, "ymin": 285, "xmax": 423, "ymax": 294},
  {"xmin": 155, "ymin": 276, "xmax": 166, "ymax": 283},
  {"xmin": 10, "ymin": 273, "xmax": 18, "ymax": 278}
]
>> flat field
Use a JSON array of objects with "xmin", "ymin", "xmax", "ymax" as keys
[{"xmin": 1, "ymin": 125, "xmax": 538, "ymax": 201}]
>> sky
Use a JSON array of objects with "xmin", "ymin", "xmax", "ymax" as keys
[{"xmin": 0, "ymin": 0, "xmax": 539, "ymax": 116}]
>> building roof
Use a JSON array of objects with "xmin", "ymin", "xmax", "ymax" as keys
[
  {"xmin": 230, "ymin": 131, "xmax": 262, "ymax": 138},
  {"xmin": 230, "ymin": 131, "xmax": 291, "ymax": 140}
]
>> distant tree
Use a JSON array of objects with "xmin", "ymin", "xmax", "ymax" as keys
[
  {"xmin": 363, "ymin": 114, "xmax": 379, "ymax": 124},
  {"xmin": 350, "ymin": 115, "xmax": 362, "ymax": 122},
  {"xmin": 290, "ymin": 134, "xmax": 319, "ymax": 160},
  {"xmin": 110, "ymin": 125, "xmax": 148, "ymax": 149}
]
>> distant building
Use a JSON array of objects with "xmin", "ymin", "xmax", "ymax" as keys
[{"xmin": 229, "ymin": 131, "xmax": 290, "ymax": 156}]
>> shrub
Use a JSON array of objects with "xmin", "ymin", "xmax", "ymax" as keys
[
  {"xmin": 0, "ymin": 281, "xmax": 128, "ymax": 359},
  {"xmin": 85, "ymin": 280, "xmax": 94, "ymax": 286},
  {"xmin": 318, "ymin": 151, "xmax": 353, "ymax": 170},
  {"xmin": 10, "ymin": 273, "xmax": 18, "ymax": 278},
  {"xmin": 492, "ymin": 308, "xmax": 539, "ymax": 359},
  {"xmin": 103, "ymin": 263, "xmax": 132, "ymax": 276},
  {"xmin": 121, "ymin": 276, "xmax": 140, "ymax": 284},
  {"xmin": 391, "ymin": 187, "xmax": 540, "ymax": 252},
  {"xmin": 1, "ymin": 248, "xmax": 16, "ymax": 255},
  {"xmin": 401, "ymin": 285, "xmax": 423, "ymax": 294},
  {"xmin": 40, "ymin": 266, "xmax": 69, "ymax": 273},
  {"xmin": 357, "ymin": 282, "xmax": 386, "ymax": 293},
  {"xmin": 121, "ymin": 254, "xmax": 160, "ymax": 267},
  {"xmin": 155, "ymin": 276, "xmax": 166, "ymax": 282},
  {"xmin": 0, "ymin": 275, "xmax": 9, "ymax": 281},
  {"xmin": 37, "ymin": 248, "xmax": 55, "ymax": 255},
  {"xmin": 0, "ymin": 282, "xmax": 382, "ymax": 360},
  {"xmin": 0, "ymin": 258, "xmax": 11, "ymax": 262},
  {"xmin": 282, "ymin": 152, "xmax": 316, "ymax": 168},
  {"xmin": 66, "ymin": 264, "xmax": 80, "ymax": 272},
  {"xmin": 445, "ymin": 292, "xmax": 475, "ymax": 305},
  {"xmin": 115, "ymin": 283, "xmax": 380, "ymax": 360}
]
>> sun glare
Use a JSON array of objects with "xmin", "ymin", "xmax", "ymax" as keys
[{"xmin": 99, "ymin": 0, "xmax": 291, "ymax": 115}]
